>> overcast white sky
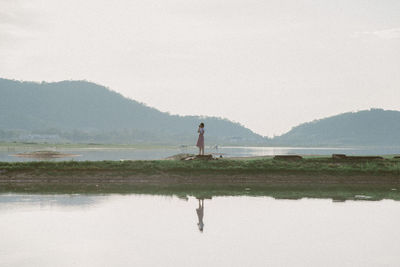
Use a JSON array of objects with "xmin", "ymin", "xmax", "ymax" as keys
[{"xmin": 1, "ymin": 0, "xmax": 399, "ymax": 136}]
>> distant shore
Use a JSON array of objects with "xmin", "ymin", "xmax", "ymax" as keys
[{"xmin": 1, "ymin": 157, "xmax": 399, "ymax": 200}]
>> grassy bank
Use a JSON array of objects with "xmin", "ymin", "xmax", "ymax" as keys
[
  {"xmin": 1, "ymin": 157, "xmax": 400, "ymax": 175},
  {"xmin": 1, "ymin": 157, "xmax": 400, "ymax": 200}
]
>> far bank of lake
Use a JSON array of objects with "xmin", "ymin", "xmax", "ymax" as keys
[{"xmin": 1, "ymin": 142, "xmax": 400, "ymax": 162}]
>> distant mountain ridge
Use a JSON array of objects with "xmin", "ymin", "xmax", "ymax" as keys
[
  {"xmin": 0, "ymin": 78, "xmax": 265, "ymax": 144},
  {"xmin": 1, "ymin": 78, "xmax": 399, "ymax": 147},
  {"xmin": 269, "ymin": 109, "xmax": 400, "ymax": 146}
]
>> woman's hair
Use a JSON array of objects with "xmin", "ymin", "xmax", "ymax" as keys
[{"xmin": 200, "ymin": 122, "xmax": 204, "ymax": 127}]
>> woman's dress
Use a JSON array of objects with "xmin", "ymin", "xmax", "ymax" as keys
[{"xmin": 196, "ymin": 128, "xmax": 204, "ymax": 148}]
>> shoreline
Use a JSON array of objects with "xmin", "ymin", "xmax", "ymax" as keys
[{"xmin": 1, "ymin": 157, "xmax": 400, "ymax": 199}]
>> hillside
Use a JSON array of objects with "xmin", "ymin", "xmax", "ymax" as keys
[
  {"xmin": 0, "ymin": 78, "xmax": 265, "ymax": 145},
  {"xmin": 270, "ymin": 109, "xmax": 400, "ymax": 147},
  {"xmin": 2, "ymin": 78, "xmax": 399, "ymax": 147}
]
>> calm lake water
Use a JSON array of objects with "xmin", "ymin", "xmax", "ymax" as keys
[
  {"xmin": 0, "ymin": 194, "xmax": 399, "ymax": 267},
  {"xmin": 1, "ymin": 146, "xmax": 399, "ymax": 162}
]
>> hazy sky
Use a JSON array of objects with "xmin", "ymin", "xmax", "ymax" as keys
[{"xmin": 1, "ymin": 0, "xmax": 399, "ymax": 136}]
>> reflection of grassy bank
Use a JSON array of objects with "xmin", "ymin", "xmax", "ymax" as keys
[
  {"xmin": 1, "ymin": 158, "xmax": 400, "ymax": 200},
  {"xmin": 1, "ymin": 184, "xmax": 399, "ymax": 201}
]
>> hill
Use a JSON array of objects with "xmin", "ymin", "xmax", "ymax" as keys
[
  {"xmin": 0, "ymin": 78, "xmax": 265, "ymax": 145},
  {"xmin": 2, "ymin": 78, "xmax": 399, "ymax": 147},
  {"xmin": 269, "ymin": 109, "xmax": 400, "ymax": 146}
]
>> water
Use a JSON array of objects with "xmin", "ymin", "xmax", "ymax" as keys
[
  {"xmin": 0, "ymin": 194, "xmax": 399, "ymax": 267},
  {"xmin": 1, "ymin": 145, "xmax": 399, "ymax": 162}
]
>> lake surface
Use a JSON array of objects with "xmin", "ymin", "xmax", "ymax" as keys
[
  {"xmin": 1, "ymin": 145, "xmax": 399, "ymax": 162},
  {"xmin": 0, "ymin": 194, "xmax": 399, "ymax": 267}
]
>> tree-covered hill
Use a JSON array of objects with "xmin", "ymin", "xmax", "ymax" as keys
[
  {"xmin": 2, "ymin": 78, "xmax": 399, "ymax": 147},
  {"xmin": 0, "ymin": 78, "xmax": 265, "ymax": 145},
  {"xmin": 270, "ymin": 109, "xmax": 400, "ymax": 146}
]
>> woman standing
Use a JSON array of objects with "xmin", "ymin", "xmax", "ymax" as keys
[{"xmin": 196, "ymin": 123, "xmax": 205, "ymax": 155}]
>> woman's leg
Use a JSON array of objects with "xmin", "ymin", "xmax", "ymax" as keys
[{"xmin": 198, "ymin": 147, "xmax": 201, "ymax": 155}]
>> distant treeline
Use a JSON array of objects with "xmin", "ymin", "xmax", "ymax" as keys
[{"xmin": 0, "ymin": 128, "xmax": 262, "ymax": 145}]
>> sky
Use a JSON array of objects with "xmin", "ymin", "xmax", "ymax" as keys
[{"xmin": 1, "ymin": 0, "xmax": 400, "ymax": 137}]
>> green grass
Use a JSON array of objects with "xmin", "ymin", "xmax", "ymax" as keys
[
  {"xmin": 1, "ymin": 157, "xmax": 400, "ymax": 175},
  {"xmin": 1, "ymin": 158, "xmax": 400, "ymax": 200}
]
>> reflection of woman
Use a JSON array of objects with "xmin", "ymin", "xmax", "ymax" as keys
[
  {"xmin": 196, "ymin": 123, "xmax": 205, "ymax": 156},
  {"xmin": 196, "ymin": 199, "xmax": 204, "ymax": 232}
]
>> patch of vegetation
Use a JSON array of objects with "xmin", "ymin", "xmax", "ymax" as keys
[{"xmin": 1, "ymin": 157, "xmax": 400, "ymax": 175}]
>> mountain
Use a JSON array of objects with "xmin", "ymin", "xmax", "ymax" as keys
[
  {"xmin": 269, "ymin": 109, "xmax": 400, "ymax": 146},
  {"xmin": 0, "ymin": 78, "xmax": 265, "ymax": 145},
  {"xmin": 2, "ymin": 78, "xmax": 399, "ymax": 147}
]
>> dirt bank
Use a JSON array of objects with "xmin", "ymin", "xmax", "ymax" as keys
[{"xmin": 1, "ymin": 158, "xmax": 399, "ymax": 199}]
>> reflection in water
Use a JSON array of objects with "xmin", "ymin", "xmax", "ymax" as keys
[
  {"xmin": 1, "ymin": 194, "xmax": 400, "ymax": 266},
  {"xmin": 0, "ymin": 194, "xmax": 106, "ymax": 209},
  {"xmin": 196, "ymin": 198, "xmax": 204, "ymax": 232}
]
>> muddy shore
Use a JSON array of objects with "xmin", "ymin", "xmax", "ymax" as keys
[{"xmin": 1, "ymin": 157, "xmax": 400, "ymax": 199}]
